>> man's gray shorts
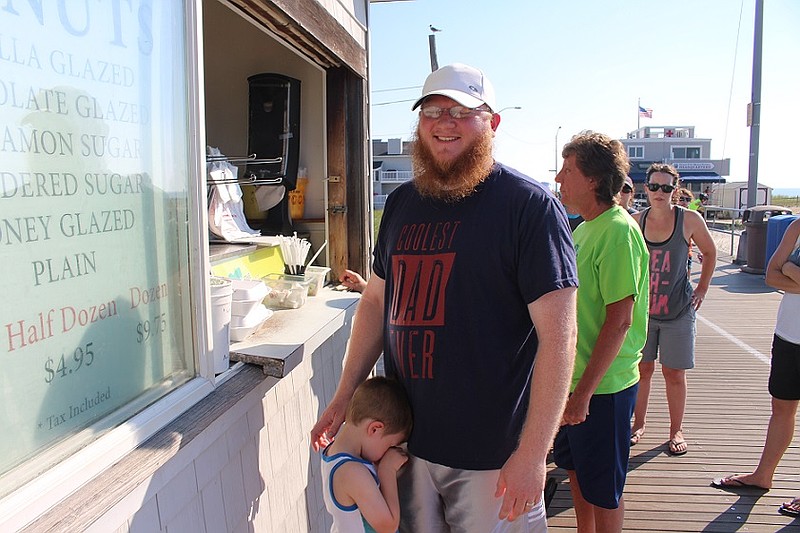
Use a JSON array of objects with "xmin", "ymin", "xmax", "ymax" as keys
[
  {"xmin": 398, "ymin": 453, "xmax": 547, "ymax": 533},
  {"xmin": 642, "ymin": 306, "xmax": 696, "ymax": 369}
]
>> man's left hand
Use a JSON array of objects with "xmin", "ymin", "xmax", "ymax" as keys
[
  {"xmin": 495, "ymin": 450, "xmax": 545, "ymax": 521},
  {"xmin": 561, "ymin": 393, "xmax": 590, "ymax": 426}
]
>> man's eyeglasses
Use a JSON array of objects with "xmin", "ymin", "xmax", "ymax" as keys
[
  {"xmin": 646, "ymin": 182, "xmax": 676, "ymax": 193},
  {"xmin": 621, "ymin": 185, "xmax": 633, "ymax": 193},
  {"xmin": 678, "ymin": 196, "xmax": 692, "ymax": 202},
  {"xmin": 420, "ymin": 105, "xmax": 491, "ymax": 120}
]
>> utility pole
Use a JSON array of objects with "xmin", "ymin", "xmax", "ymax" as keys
[
  {"xmin": 746, "ymin": 0, "xmax": 763, "ymax": 208},
  {"xmin": 428, "ymin": 25, "xmax": 441, "ymax": 71}
]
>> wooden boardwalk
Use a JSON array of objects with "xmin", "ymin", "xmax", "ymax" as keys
[{"xmin": 546, "ymin": 260, "xmax": 800, "ymax": 532}]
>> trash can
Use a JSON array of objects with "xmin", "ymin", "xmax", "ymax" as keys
[
  {"xmin": 741, "ymin": 206, "xmax": 794, "ymax": 274},
  {"xmin": 766, "ymin": 213, "xmax": 798, "ymax": 266}
]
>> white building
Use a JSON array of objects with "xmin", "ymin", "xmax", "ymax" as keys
[
  {"xmin": 621, "ymin": 125, "xmax": 730, "ymax": 201},
  {"xmin": 372, "ymin": 138, "xmax": 412, "ymax": 207},
  {"xmin": 715, "ymin": 181, "xmax": 773, "ymax": 210}
]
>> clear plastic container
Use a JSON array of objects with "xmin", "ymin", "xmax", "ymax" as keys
[
  {"xmin": 304, "ymin": 266, "xmax": 331, "ymax": 296},
  {"xmin": 263, "ymin": 274, "xmax": 311, "ymax": 309}
]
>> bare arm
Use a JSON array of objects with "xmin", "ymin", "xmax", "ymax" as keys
[
  {"xmin": 685, "ymin": 210, "xmax": 717, "ymax": 309},
  {"xmin": 496, "ymin": 286, "xmax": 577, "ymax": 521},
  {"xmin": 372, "ymin": 447, "xmax": 408, "ymax": 533},
  {"xmin": 335, "ymin": 451, "xmax": 406, "ymax": 533},
  {"xmin": 782, "ymin": 262, "xmax": 800, "ymax": 287},
  {"xmin": 561, "ymin": 296, "xmax": 634, "ymax": 426},
  {"xmin": 766, "ymin": 219, "xmax": 800, "ymax": 293},
  {"xmin": 310, "ymin": 276, "xmax": 386, "ymax": 451}
]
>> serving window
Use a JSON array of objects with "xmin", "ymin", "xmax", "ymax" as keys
[{"xmin": 0, "ymin": 0, "xmax": 199, "ymax": 496}]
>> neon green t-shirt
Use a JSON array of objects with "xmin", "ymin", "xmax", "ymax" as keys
[{"xmin": 571, "ymin": 206, "xmax": 650, "ymax": 394}]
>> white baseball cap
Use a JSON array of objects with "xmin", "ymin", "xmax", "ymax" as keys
[{"xmin": 411, "ymin": 63, "xmax": 496, "ymax": 112}]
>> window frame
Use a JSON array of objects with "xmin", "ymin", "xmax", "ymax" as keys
[
  {"xmin": 627, "ymin": 145, "xmax": 644, "ymax": 159},
  {"xmin": 0, "ymin": 0, "xmax": 222, "ymax": 525},
  {"xmin": 671, "ymin": 146, "xmax": 702, "ymax": 159}
]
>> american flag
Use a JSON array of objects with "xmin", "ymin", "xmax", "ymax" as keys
[{"xmin": 638, "ymin": 106, "xmax": 653, "ymax": 118}]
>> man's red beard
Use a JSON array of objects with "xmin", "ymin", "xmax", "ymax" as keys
[{"xmin": 410, "ymin": 124, "xmax": 495, "ymax": 202}]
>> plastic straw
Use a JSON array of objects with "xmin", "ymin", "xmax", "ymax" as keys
[
  {"xmin": 305, "ymin": 241, "xmax": 328, "ymax": 268},
  {"xmin": 279, "ymin": 234, "xmax": 311, "ymax": 275}
]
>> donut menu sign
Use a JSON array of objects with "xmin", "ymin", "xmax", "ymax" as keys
[{"xmin": 0, "ymin": 1, "xmax": 194, "ymax": 478}]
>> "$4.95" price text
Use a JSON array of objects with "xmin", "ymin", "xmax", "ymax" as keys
[{"xmin": 45, "ymin": 342, "xmax": 95, "ymax": 384}]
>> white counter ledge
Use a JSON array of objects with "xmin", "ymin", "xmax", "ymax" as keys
[{"xmin": 229, "ymin": 287, "xmax": 360, "ymax": 377}]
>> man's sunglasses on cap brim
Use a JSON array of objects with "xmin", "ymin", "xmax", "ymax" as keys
[{"xmin": 420, "ymin": 104, "xmax": 491, "ymax": 119}]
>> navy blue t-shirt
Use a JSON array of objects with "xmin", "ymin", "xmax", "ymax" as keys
[{"xmin": 373, "ymin": 164, "xmax": 578, "ymax": 470}]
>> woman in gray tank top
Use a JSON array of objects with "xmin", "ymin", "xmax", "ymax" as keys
[
  {"xmin": 629, "ymin": 164, "xmax": 717, "ymax": 457},
  {"xmin": 640, "ymin": 207, "xmax": 694, "ymax": 319}
]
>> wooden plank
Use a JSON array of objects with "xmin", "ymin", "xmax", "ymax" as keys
[
  {"xmin": 227, "ymin": 0, "xmax": 340, "ymax": 69},
  {"xmin": 545, "ymin": 259, "xmax": 800, "ymax": 531},
  {"xmin": 344, "ymin": 73, "xmax": 371, "ymax": 277},
  {"xmin": 255, "ymin": 0, "xmax": 367, "ymax": 76},
  {"xmin": 326, "ymin": 68, "xmax": 349, "ymax": 281}
]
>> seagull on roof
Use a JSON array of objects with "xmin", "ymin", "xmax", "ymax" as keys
[{"xmin": 430, "ymin": 25, "xmax": 442, "ymax": 32}]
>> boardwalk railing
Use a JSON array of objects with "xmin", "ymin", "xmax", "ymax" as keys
[{"xmin": 703, "ymin": 206, "xmax": 745, "ymax": 260}]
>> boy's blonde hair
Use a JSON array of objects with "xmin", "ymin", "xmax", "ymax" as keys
[{"xmin": 346, "ymin": 377, "xmax": 413, "ymax": 437}]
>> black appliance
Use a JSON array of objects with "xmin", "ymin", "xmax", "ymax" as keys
[{"xmin": 245, "ymin": 73, "xmax": 301, "ymax": 234}]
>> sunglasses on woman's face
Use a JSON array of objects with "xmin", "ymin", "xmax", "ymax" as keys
[
  {"xmin": 621, "ymin": 185, "xmax": 633, "ymax": 193},
  {"xmin": 646, "ymin": 182, "xmax": 675, "ymax": 193},
  {"xmin": 679, "ymin": 196, "xmax": 692, "ymax": 202}
]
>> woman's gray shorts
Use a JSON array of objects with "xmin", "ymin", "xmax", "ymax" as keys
[{"xmin": 642, "ymin": 306, "xmax": 696, "ymax": 369}]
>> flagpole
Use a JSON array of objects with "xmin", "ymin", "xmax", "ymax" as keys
[{"xmin": 637, "ymin": 98, "xmax": 641, "ymax": 130}]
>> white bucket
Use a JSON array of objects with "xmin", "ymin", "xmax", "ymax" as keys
[{"xmin": 210, "ymin": 277, "xmax": 233, "ymax": 374}]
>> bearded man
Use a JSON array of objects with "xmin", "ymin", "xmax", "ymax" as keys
[{"xmin": 312, "ymin": 63, "xmax": 578, "ymax": 533}]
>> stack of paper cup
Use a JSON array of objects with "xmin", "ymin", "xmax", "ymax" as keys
[{"xmin": 210, "ymin": 277, "xmax": 233, "ymax": 374}]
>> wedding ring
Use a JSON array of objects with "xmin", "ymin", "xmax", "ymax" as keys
[{"xmin": 524, "ymin": 500, "xmax": 535, "ymax": 509}]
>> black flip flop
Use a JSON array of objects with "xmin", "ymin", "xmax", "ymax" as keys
[
  {"xmin": 779, "ymin": 499, "xmax": 800, "ymax": 518},
  {"xmin": 710, "ymin": 476, "xmax": 769, "ymax": 490},
  {"xmin": 668, "ymin": 439, "xmax": 688, "ymax": 456}
]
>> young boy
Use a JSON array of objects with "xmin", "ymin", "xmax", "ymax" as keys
[{"xmin": 321, "ymin": 377, "xmax": 412, "ymax": 533}]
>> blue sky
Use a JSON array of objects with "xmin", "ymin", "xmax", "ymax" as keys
[{"xmin": 368, "ymin": 0, "xmax": 799, "ymax": 190}]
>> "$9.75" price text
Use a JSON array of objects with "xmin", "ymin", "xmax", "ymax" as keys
[{"xmin": 137, "ymin": 313, "xmax": 166, "ymax": 343}]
